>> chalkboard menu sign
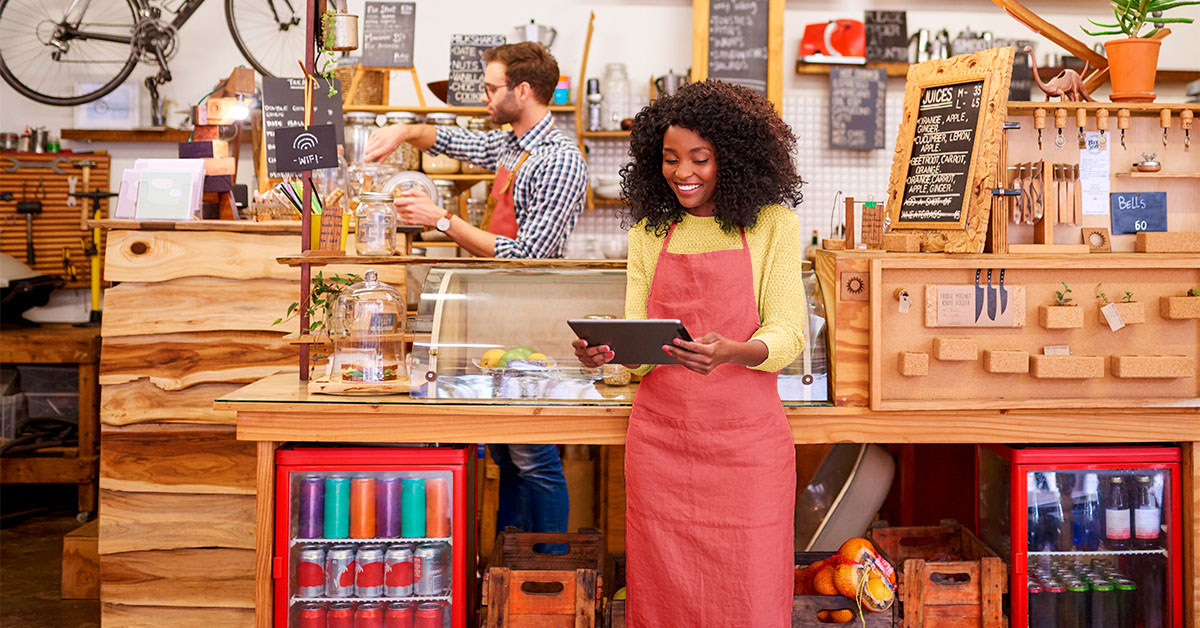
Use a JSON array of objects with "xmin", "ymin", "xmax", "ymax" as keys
[
  {"xmin": 362, "ymin": 1, "xmax": 416, "ymax": 68},
  {"xmin": 895, "ymin": 80, "xmax": 984, "ymax": 224},
  {"xmin": 707, "ymin": 0, "xmax": 769, "ymax": 97},
  {"xmin": 1110, "ymin": 192, "xmax": 1167, "ymax": 234},
  {"xmin": 864, "ymin": 11, "xmax": 908, "ymax": 63},
  {"xmin": 448, "ymin": 34, "xmax": 506, "ymax": 106},
  {"xmin": 261, "ymin": 77, "xmax": 344, "ymax": 178},
  {"xmin": 829, "ymin": 67, "xmax": 887, "ymax": 150},
  {"xmin": 1008, "ymin": 46, "xmax": 1033, "ymax": 101}
]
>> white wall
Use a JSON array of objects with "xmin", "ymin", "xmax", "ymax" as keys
[{"xmin": 3, "ymin": 0, "xmax": 1197, "ymax": 189}]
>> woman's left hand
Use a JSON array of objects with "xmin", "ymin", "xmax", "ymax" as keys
[{"xmin": 664, "ymin": 333, "xmax": 735, "ymax": 375}]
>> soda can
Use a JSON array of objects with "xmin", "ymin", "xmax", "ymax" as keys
[
  {"xmin": 413, "ymin": 544, "xmax": 444, "ymax": 596},
  {"xmin": 325, "ymin": 545, "xmax": 358, "ymax": 598},
  {"xmin": 356, "ymin": 602, "xmax": 385, "ymax": 628},
  {"xmin": 384, "ymin": 545, "xmax": 415, "ymax": 597},
  {"xmin": 413, "ymin": 602, "xmax": 444, "ymax": 628},
  {"xmin": 356, "ymin": 545, "xmax": 386, "ymax": 597},
  {"xmin": 296, "ymin": 602, "xmax": 327, "ymax": 628},
  {"xmin": 327, "ymin": 602, "xmax": 356, "ymax": 628},
  {"xmin": 296, "ymin": 545, "xmax": 327, "ymax": 598},
  {"xmin": 385, "ymin": 601, "xmax": 414, "ymax": 628}
]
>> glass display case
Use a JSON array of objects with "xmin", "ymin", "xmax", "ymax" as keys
[
  {"xmin": 977, "ymin": 445, "xmax": 1182, "ymax": 628},
  {"xmin": 328, "ymin": 270, "xmax": 407, "ymax": 385},
  {"xmin": 408, "ymin": 266, "xmax": 830, "ymax": 404}
]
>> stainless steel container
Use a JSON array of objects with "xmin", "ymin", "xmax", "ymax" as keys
[{"xmin": 0, "ymin": 133, "xmax": 17, "ymax": 151}]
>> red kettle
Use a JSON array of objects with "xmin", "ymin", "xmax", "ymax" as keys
[{"xmin": 799, "ymin": 19, "xmax": 865, "ymax": 57}]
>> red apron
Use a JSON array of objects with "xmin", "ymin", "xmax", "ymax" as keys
[
  {"xmin": 625, "ymin": 223, "xmax": 796, "ymax": 627},
  {"xmin": 483, "ymin": 151, "xmax": 529, "ymax": 239}
]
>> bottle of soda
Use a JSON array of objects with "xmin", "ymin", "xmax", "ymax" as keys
[
  {"xmin": 1132, "ymin": 475, "xmax": 1161, "ymax": 550},
  {"xmin": 1051, "ymin": 472, "xmax": 1075, "ymax": 551},
  {"xmin": 1104, "ymin": 476, "xmax": 1131, "ymax": 551},
  {"xmin": 1028, "ymin": 472, "xmax": 1044, "ymax": 552},
  {"xmin": 1039, "ymin": 473, "xmax": 1066, "ymax": 553},
  {"xmin": 1073, "ymin": 473, "xmax": 1102, "ymax": 552}
]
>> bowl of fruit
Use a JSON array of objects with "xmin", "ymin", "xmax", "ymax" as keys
[{"xmin": 473, "ymin": 346, "xmax": 555, "ymax": 373}]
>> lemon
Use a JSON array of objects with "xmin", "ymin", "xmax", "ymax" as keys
[
  {"xmin": 480, "ymin": 348, "xmax": 506, "ymax": 368},
  {"xmin": 527, "ymin": 352, "xmax": 549, "ymax": 361}
]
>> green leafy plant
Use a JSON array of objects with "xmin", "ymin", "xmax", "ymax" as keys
[
  {"xmin": 317, "ymin": 9, "xmax": 341, "ymax": 98},
  {"xmin": 274, "ymin": 271, "xmax": 362, "ymax": 335},
  {"xmin": 1082, "ymin": 0, "xmax": 1198, "ymax": 38},
  {"xmin": 1095, "ymin": 283, "xmax": 1109, "ymax": 304},
  {"xmin": 1189, "ymin": 287, "xmax": 1200, "ymax": 297},
  {"xmin": 1122, "ymin": 291, "xmax": 1135, "ymax": 303},
  {"xmin": 1055, "ymin": 282, "xmax": 1075, "ymax": 306}
]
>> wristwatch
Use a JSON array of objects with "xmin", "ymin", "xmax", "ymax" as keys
[{"xmin": 435, "ymin": 210, "xmax": 453, "ymax": 233}]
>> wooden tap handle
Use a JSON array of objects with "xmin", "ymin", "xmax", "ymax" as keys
[
  {"xmin": 1034, "ymin": 108, "xmax": 1047, "ymax": 129},
  {"xmin": 1096, "ymin": 109, "xmax": 1109, "ymax": 131},
  {"xmin": 1182, "ymin": 110, "xmax": 1194, "ymax": 130},
  {"xmin": 1075, "ymin": 108, "xmax": 1087, "ymax": 129},
  {"xmin": 1160, "ymin": 109, "xmax": 1172, "ymax": 129},
  {"xmin": 1054, "ymin": 108, "xmax": 1068, "ymax": 129},
  {"xmin": 1118, "ymin": 109, "xmax": 1130, "ymax": 130}
]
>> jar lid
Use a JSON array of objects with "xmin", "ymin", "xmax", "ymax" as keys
[
  {"xmin": 386, "ymin": 111, "xmax": 418, "ymax": 123},
  {"xmin": 345, "ymin": 112, "xmax": 378, "ymax": 123},
  {"xmin": 426, "ymin": 112, "xmax": 458, "ymax": 124},
  {"xmin": 433, "ymin": 179, "xmax": 457, "ymax": 189},
  {"xmin": 360, "ymin": 191, "xmax": 394, "ymax": 202}
]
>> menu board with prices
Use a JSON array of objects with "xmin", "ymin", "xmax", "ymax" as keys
[
  {"xmin": 706, "ymin": 0, "xmax": 769, "ymax": 97},
  {"xmin": 828, "ymin": 67, "xmax": 887, "ymax": 150},
  {"xmin": 896, "ymin": 80, "xmax": 984, "ymax": 224},
  {"xmin": 864, "ymin": 11, "xmax": 908, "ymax": 63},
  {"xmin": 261, "ymin": 77, "xmax": 344, "ymax": 179},
  {"xmin": 448, "ymin": 34, "xmax": 506, "ymax": 106},
  {"xmin": 362, "ymin": 1, "xmax": 416, "ymax": 68}
]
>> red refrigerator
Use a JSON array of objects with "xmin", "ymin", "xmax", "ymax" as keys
[
  {"xmin": 977, "ymin": 445, "xmax": 1182, "ymax": 628},
  {"xmin": 274, "ymin": 445, "xmax": 476, "ymax": 627}
]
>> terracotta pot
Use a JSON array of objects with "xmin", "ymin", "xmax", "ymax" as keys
[{"xmin": 1104, "ymin": 38, "xmax": 1161, "ymax": 102}]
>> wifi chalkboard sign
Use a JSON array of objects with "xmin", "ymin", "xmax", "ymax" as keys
[
  {"xmin": 275, "ymin": 124, "xmax": 338, "ymax": 172},
  {"xmin": 261, "ymin": 77, "xmax": 344, "ymax": 178}
]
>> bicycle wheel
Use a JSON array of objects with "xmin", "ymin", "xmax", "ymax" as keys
[
  {"xmin": 0, "ymin": 0, "xmax": 139, "ymax": 106},
  {"xmin": 226, "ymin": 0, "xmax": 305, "ymax": 78}
]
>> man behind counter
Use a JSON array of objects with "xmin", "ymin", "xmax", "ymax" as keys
[{"xmin": 364, "ymin": 42, "xmax": 584, "ymax": 540}]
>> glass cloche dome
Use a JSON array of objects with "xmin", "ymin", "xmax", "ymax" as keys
[{"xmin": 328, "ymin": 269, "xmax": 407, "ymax": 384}]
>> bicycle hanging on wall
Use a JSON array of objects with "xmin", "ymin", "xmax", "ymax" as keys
[{"xmin": 0, "ymin": 0, "xmax": 310, "ymax": 107}]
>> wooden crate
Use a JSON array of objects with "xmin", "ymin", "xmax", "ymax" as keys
[
  {"xmin": 483, "ymin": 528, "xmax": 605, "ymax": 628},
  {"xmin": 868, "ymin": 522, "xmax": 1006, "ymax": 628},
  {"xmin": 795, "ymin": 552, "xmax": 895, "ymax": 628}
]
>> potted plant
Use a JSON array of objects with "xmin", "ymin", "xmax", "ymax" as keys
[
  {"xmin": 1082, "ymin": 0, "xmax": 1198, "ymax": 102},
  {"xmin": 1161, "ymin": 287, "xmax": 1200, "ymax": 319},
  {"xmin": 1041, "ymin": 282, "xmax": 1084, "ymax": 328},
  {"xmin": 1096, "ymin": 285, "xmax": 1145, "ymax": 325},
  {"xmin": 274, "ymin": 272, "xmax": 363, "ymax": 371}
]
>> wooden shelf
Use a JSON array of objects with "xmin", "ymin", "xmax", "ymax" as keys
[
  {"xmin": 795, "ymin": 60, "xmax": 909, "ymax": 77},
  {"xmin": 413, "ymin": 241, "xmax": 460, "ymax": 248},
  {"xmin": 591, "ymin": 197, "xmax": 627, "ymax": 209},
  {"xmin": 581, "ymin": 130, "xmax": 631, "ymax": 139},
  {"xmin": 62, "ymin": 128, "xmax": 251, "ymax": 143},
  {"xmin": 1008, "ymin": 102, "xmax": 1200, "ymax": 115},
  {"xmin": 88, "ymin": 219, "xmax": 304, "ymax": 233},
  {"xmin": 1114, "ymin": 172, "xmax": 1200, "ymax": 179},
  {"xmin": 276, "ymin": 253, "xmax": 626, "ymax": 269},
  {"xmin": 427, "ymin": 173, "xmax": 494, "ymax": 181},
  {"xmin": 343, "ymin": 105, "xmax": 576, "ymax": 115}
]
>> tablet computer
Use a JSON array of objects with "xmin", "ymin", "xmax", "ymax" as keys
[{"xmin": 567, "ymin": 318, "xmax": 693, "ymax": 365}]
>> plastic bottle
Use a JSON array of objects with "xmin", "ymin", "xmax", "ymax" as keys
[
  {"xmin": 1028, "ymin": 472, "xmax": 1044, "ymax": 552},
  {"xmin": 1104, "ymin": 476, "xmax": 1131, "ymax": 550},
  {"xmin": 1037, "ymin": 473, "xmax": 1065, "ymax": 553},
  {"xmin": 1132, "ymin": 475, "xmax": 1161, "ymax": 550},
  {"xmin": 1073, "ymin": 472, "xmax": 1102, "ymax": 552},
  {"xmin": 600, "ymin": 63, "xmax": 630, "ymax": 131},
  {"xmin": 1054, "ymin": 472, "xmax": 1076, "ymax": 551}
]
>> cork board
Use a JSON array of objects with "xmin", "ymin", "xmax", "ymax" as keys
[
  {"xmin": 872, "ymin": 259, "xmax": 1200, "ymax": 410},
  {"xmin": 884, "ymin": 47, "xmax": 1014, "ymax": 253}
]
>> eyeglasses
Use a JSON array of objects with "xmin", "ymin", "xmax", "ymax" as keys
[{"xmin": 484, "ymin": 82, "xmax": 513, "ymax": 97}]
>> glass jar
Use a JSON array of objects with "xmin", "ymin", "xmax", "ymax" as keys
[
  {"xmin": 466, "ymin": 197, "xmax": 486, "ymax": 227},
  {"xmin": 383, "ymin": 111, "xmax": 422, "ymax": 171},
  {"xmin": 461, "ymin": 118, "xmax": 493, "ymax": 174},
  {"xmin": 347, "ymin": 162, "xmax": 399, "ymax": 209},
  {"xmin": 329, "ymin": 269, "xmax": 407, "ymax": 383},
  {"xmin": 600, "ymin": 62, "xmax": 631, "ymax": 131},
  {"xmin": 343, "ymin": 111, "xmax": 379, "ymax": 164},
  {"xmin": 354, "ymin": 191, "xmax": 397, "ymax": 256},
  {"xmin": 434, "ymin": 180, "xmax": 459, "ymax": 211},
  {"xmin": 312, "ymin": 145, "xmax": 350, "ymax": 219},
  {"xmin": 422, "ymin": 113, "xmax": 461, "ymax": 174}
]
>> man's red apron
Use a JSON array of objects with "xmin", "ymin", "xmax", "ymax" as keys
[
  {"xmin": 625, "ymin": 222, "xmax": 796, "ymax": 627},
  {"xmin": 482, "ymin": 151, "xmax": 529, "ymax": 238}
]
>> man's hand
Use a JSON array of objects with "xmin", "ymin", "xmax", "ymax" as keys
[
  {"xmin": 663, "ymin": 333, "xmax": 767, "ymax": 375},
  {"xmin": 365, "ymin": 125, "xmax": 410, "ymax": 162},
  {"xmin": 572, "ymin": 338, "xmax": 614, "ymax": 368},
  {"xmin": 393, "ymin": 190, "xmax": 443, "ymax": 228}
]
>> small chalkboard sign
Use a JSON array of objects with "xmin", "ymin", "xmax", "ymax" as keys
[
  {"xmin": 448, "ymin": 34, "xmax": 506, "ymax": 107},
  {"xmin": 1110, "ymin": 192, "xmax": 1167, "ymax": 235},
  {"xmin": 829, "ymin": 67, "xmax": 887, "ymax": 150},
  {"xmin": 895, "ymin": 80, "xmax": 984, "ymax": 224},
  {"xmin": 1008, "ymin": 45, "xmax": 1034, "ymax": 101},
  {"xmin": 274, "ymin": 124, "xmax": 338, "ymax": 173},
  {"xmin": 706, "ymin": 0, "xmax": 769, "ymax": 97},
  {"xmin": 261, "ymin": 77, "xmax": 344, "ymax": 179},
  {"xmin": 864, "ymin": 11, "xmax": 908, "ymax": 63},
  {"xmin": 362, "ymin": 1, "xmax": 416, "ymax": 68}
]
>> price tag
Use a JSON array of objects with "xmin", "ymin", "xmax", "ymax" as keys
[
  {"xmin": 1043, "ymin": 345, "xmax": 1071, "ymax": 356},
  {"xmin": 1100, "ymin": 303, "xmax": 1126, "ymax": 332}
]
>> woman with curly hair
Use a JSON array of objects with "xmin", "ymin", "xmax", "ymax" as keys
[{"xmin": 573, "ymin": 80, "xmax": 807, "ymax": 626}]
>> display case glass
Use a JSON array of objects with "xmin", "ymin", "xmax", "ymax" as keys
[
  {"xmin": 977, "ymin": 445, "xmax": 1182, "ymax": 628},
  {"xmin": 407, "ymin": 267, "xmax": 830, "ymax": 404}
]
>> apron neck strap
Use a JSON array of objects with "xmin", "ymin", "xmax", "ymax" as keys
[
  {"xmin": 498, "ymin": 151, "xmax": 531, "ymax": 195},
  {"xmin": 661, "ymin": 219, "xmax": 747, "ymax": 250}
]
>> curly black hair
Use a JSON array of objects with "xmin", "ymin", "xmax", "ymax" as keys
[{"xmin": 619, "ymin": 80, "xmax": 803, "ymax": 235}]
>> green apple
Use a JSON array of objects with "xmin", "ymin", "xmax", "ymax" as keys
[{"xmin": 498, "ymin": 346, "xmax": 535, "ymax": 367}]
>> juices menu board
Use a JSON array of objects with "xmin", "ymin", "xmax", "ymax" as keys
[
  {"xmin": 706, "ymin": 0, "xmax": 769, "ymax": 97},
  {"xmin": 896, "ymin": 80, "xmax": 983, "ymax": 225}
]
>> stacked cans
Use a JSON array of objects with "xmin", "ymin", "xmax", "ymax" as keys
[
  {"xmin": 302, "ymin": 543, "xmax": 445, "ymax": 599},
  {"xmin": 298, "ymin": 473, "xmax": 452, "ymax": 542},
  {"xmin": 1027, "ymin": 557, "xmax": 1140, "ymax": 628},
  {"xmin": 294, "ymin": 600, "xmax": 446, "ymax": 627}
]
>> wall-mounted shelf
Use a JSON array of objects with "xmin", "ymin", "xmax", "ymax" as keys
[
  {"xmin": 428, "ymin": 173, "xmax": 495, "ymax": 182},
  {"xmin": 582, "ymin": 130, "xmax": 631, "ymax": 139},
  {"xmin": 1114, "ymin": 172, "xmax": 1200, "ymax": 179},
  {"xmin": 1007, "ymin": 102, "xmax": 1200, "ymax": 116},
  {"xmin": 62, "ymin": 128, "xmax": 251, "ymax": 143},
  {"xmin": 277, "ymin": 253, "xmax": 626, "ymax": 269},
  {"xmin": 342, "ymin": 105, "xmax": 575, "ymax": 115},
  {"xmin": 795, "ymin": 61, "xmax": 909, "ymax": 77}
]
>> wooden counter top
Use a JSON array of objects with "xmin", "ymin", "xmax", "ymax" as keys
[{"xmin": 221, "ymin": 373, "xmax": 1200, "ymax": 445}]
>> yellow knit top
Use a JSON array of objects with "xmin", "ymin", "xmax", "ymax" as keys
[{"xmin": 624, "ymin": 204, "xmax": 808, "ymax": 374}]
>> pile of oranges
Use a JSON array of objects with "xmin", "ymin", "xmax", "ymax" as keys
[{"xmin": 794, "ymin": 537, "xmax": 896, "ymax": 621}]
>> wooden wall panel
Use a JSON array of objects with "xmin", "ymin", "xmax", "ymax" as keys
[
  {"xmin": 99, "ymin": 490, "xmax": 255, "ymax": 554},
  {"xmin": 100, "ymin": 332, "xmax": 296, "ymax": 390},
  {"xmin": 102, "ymin": 604, "xmax": 252, "ymax": 628},
  {"xmin": 101, "ymin": 380, "xmax": 239, "ymax": 426},
  {"xmin": 101, "ymin": 548, "xmax": 255, "ymax": 608},
  {"xmin": 100, "ymin": 425, "xmax": 255, "ymax": 495},
  {"xmin": 102, "ymin": 278, "xmax": 298, "ymax": 337}
]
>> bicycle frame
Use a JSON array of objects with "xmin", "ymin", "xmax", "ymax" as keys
[{"xmin": 52, "ymin": 0, "xmax": 207, "ymax": 47}]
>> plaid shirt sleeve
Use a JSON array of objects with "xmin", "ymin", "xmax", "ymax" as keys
[
  {"xmin": 493, "ymin": 149, "xmax": 588, "ymax": 259},
  {"xmin": 430, "ymin": 126, "xmax": 507, "ymax": 170}
]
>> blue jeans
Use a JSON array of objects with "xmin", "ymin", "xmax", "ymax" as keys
[{"xmin": 488, "ymin": 444, "xmax": 569, "ymax": 535}]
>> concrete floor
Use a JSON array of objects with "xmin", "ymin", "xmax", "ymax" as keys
[{"xmin": 1, "ymin": 484, "xmax": 100, "ymax": 628}]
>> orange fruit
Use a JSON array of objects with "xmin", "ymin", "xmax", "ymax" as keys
[
  {"xmin": 836, "ymin": 537, "xmax": 880, "ymax": 566},
  {"xmin": 812, "ymin": 565, "xmax": 838, "ymax": 595},
  {"xmin": 795, "ymin": 565, "xmax": 814, "ymax": 595},
  {"xmin": 861, "ymin": 569, "xmax": 896, "ymax": 612},
  {"xmin": 816, "ymin": 611, "xmax": 830, "ymax": 622},
  {"xmin": 827, "ymin": 609, "xmax": 854, "ymax": 623},
  {"xmin": 833, "ymin": 562, "xmax": 861, "ymax": 598}
]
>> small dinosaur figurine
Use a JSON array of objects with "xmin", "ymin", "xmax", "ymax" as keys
[{"xmin": 1026, "ymin": 46, "xmax": 1095, "ymax": 102}]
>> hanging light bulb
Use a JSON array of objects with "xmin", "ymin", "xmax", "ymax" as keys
[{"xmin": 230, "ymin": 94, "xmax": 250, "ymax": 121}]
